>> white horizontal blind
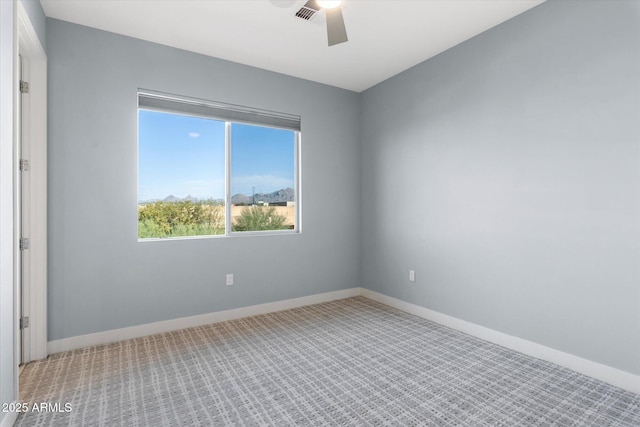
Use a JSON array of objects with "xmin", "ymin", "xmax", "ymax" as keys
[{"xmin": 138, "ymin": 90, "xmax": 301, "ymax": 131}]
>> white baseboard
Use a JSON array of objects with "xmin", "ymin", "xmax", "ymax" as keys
[
  {"xmin": 361, "ymin": 289, "xmax": 640, "ymax": 394},
  {"xmin": 46, "ymin": 286, "xmax": 639, "ymax": 395},
  {"xmin": 0, "ymin": 409, "xmax": 18, "ymax": 427},
  {"xmin": 47, "ymin": 287, "xmax": 362, "ymax": 355}
]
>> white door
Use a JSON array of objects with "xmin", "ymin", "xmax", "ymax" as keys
[
  {"xmin": 17, "ymin": 52, "xmax": 31, "ymax": 365},
  {"xmin": 17, "ymin": 53, "xmax": 23, "ymax": 366},
  {"xmin": 16, "ymin": 2, "xmax": 48, "ymax": 364}
]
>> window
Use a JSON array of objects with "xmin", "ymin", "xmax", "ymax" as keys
[{"xmin": 137, "ymin": 91, "xmax": 300, "ymax": 240}]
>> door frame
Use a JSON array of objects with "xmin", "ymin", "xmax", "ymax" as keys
[{"xmin": 16, "ymin": 2, "xmax": 47, "ymax": 364}]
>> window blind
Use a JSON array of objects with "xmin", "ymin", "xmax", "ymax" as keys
[{"xmin": 138, "ymin": 90, "xmax": 301, "ymax": 131}]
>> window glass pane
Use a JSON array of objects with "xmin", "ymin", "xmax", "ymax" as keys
[
  {"xmin": 230, "ymin": 123, "xmax": 296, "ymax": 232},
  {"xmin": 138, "ymin": 109, "xmax": 226, "ymax": 238}
]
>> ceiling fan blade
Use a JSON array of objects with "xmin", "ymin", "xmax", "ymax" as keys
[{"xmin": 325, "ymin": 7, "xmax": 348, "ymax": 46}]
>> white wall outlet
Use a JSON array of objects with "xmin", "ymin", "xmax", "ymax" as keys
[
  {"xmin": 409, "ymin": 269, "xmax": 416, "ymax": 282},
  {"xmin": 226, "ymin": 273, "xmax": 234, "ymax": 286}
]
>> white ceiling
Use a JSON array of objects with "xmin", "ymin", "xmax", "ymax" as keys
[{"xmin": 40, "ymin": 0, "xmax": 544, "ymax": 92}]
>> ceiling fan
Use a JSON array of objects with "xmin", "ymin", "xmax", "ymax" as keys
[{"xmin": 295, "ymin": 0, "xmax": 349, "ymax": 47}]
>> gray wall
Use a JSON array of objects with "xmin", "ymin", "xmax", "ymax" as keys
[
  {"xmin": 47, "ymin": 19, "xmax": 361, "ymax": 341},
  {"xmin": 361, "ymin": 0, "xmax": 640, "ymax": 375},
  {"xmin": 47, "ymin": 0, "xmax": 639, "ymax": 378}
]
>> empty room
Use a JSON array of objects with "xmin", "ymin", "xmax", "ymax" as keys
[{"xmin": 1, "ymin": 0, "xmax": 639, "ymax": 425}]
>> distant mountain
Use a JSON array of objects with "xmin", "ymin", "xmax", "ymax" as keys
[
  {"xmin": 231, "ymin": 194, "xmax": 251, "ymax": 205},
  {"xmin": 140, "ymin": 194, "xmax": 217, "ymax": 204},
  {"xmin": 140, "ymin": 189, "xmax": 294, "ymax": 205},
  {"xmin": 160, "ymin": 194, "xmax": 198, "ymax": 202},
  {"xmin": 231, "ymin": 188, "xmax": 294, "ymax": 205}
]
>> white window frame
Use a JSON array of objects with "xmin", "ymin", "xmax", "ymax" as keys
[{"xmin": 137, "ymin": 90, "xmax": 301, "ymax": 240}]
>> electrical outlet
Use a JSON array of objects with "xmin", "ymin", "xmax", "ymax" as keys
[
  {"xmin": 409, "ymin": 269, "xmax": 416, "ymax": 283},
  {"xmin": 226, "ymin": 273, "xmax": 234, "ymax": 286}
]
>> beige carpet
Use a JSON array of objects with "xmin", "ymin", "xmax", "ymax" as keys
[{"xmin": 17, "ymin": 297, "xmax": 640, "ymax": 426}]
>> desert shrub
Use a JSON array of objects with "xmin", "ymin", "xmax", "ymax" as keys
[
  {"xmin": 171, "ymin": 223, "xmax": 223, "ymax": 237},
  {"xmin": 138, "ymin": 218, "xmax": 167, "ymax": 239},
  {"xmin": 138, "ymin": 200, "xmax": 224, "ymax": 238},
  {"xmin": 232, "ymin": 205, "xmax": 289, "ymax": 232}
]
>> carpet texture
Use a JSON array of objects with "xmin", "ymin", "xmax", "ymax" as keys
[{"xmin": 16, "ymin": 297, "xmax": 640, "ymax": 426}]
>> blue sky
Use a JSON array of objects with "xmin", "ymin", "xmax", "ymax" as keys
[{"xmin": 138, "ymin": 110, "xmax": 295, "ymax": 202}]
